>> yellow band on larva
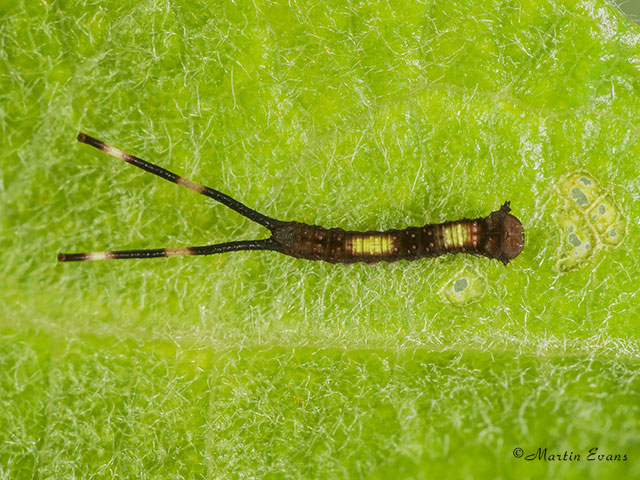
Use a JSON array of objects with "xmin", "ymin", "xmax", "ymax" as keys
[
  {"xmin": 351, "ymin": 235, "xmax": 393, "ymax": 255},
  {"xmin": 442, "ymin": 222, "xmax": 469, "ymax": 249}
]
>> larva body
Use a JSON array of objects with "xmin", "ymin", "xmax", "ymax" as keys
[
  {"xmin": 272, "ymin": 202, "xmax": 524, "ymax": 266},
  {"xmin": 60, "ymin": 133, "xmax": 525, "ymax": 266}
]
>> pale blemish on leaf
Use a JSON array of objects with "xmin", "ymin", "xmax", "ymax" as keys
[
  {"xmin": 439, "ymin": 267, "xmax": 487, "ymax": 306},
  {"xmin": 554, "ymin": 172, "xmax": 626, "ymax": 271}
]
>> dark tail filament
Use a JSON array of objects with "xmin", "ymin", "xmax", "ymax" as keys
[
  {"xmin": 58, "ymin": 240, "xmax": 280, "ymax": 262},
  {"xmin": 76, "ymin": 132, "xmax": 285, "ymax": 230}
]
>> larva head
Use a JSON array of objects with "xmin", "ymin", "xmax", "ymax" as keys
[{"xmin": 484, "ymin": 201, "xmax": 525, "ymax": 266}]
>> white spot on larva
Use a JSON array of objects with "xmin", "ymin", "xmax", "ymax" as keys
[
  {"xmin": 164, "ymin": 247, "xmax": 194, "ymax": 257},
  {"xmin": 176, "ymin": 177, "xmax": 206, "ymax": 193},
  {"xmin": 106, "ymin": 146, "xmax": 127, "ymax": 160},
  {"xmin": 85, "ymin": 251, "xmax": 110, "ymax": 260}
]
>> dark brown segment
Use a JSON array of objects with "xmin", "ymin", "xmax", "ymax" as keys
[
  {"xmin": 58, "ymin": 253, "xmax": 88, "ymax": 262},
  {"xmin": 482, "ymin": 201, "xmax": 525, "ymax": 265}
]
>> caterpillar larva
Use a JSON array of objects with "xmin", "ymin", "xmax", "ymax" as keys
[{"xmin": 59, "ymin": 133, "xmax": 524, "ymax": 266}]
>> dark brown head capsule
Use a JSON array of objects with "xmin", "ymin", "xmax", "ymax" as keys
[{"xmin": 483, "ymin": 202, "xmax": 525, "ymax": 266}]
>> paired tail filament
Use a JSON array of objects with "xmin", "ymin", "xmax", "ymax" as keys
[{"xmin": 58, "ymin": 133, "xmax": 284, "ymax": 262}]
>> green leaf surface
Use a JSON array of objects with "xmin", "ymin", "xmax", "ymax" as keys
[{"xmin": 1, "ymin": 0, "xmax": 639, "ymax": 478}]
